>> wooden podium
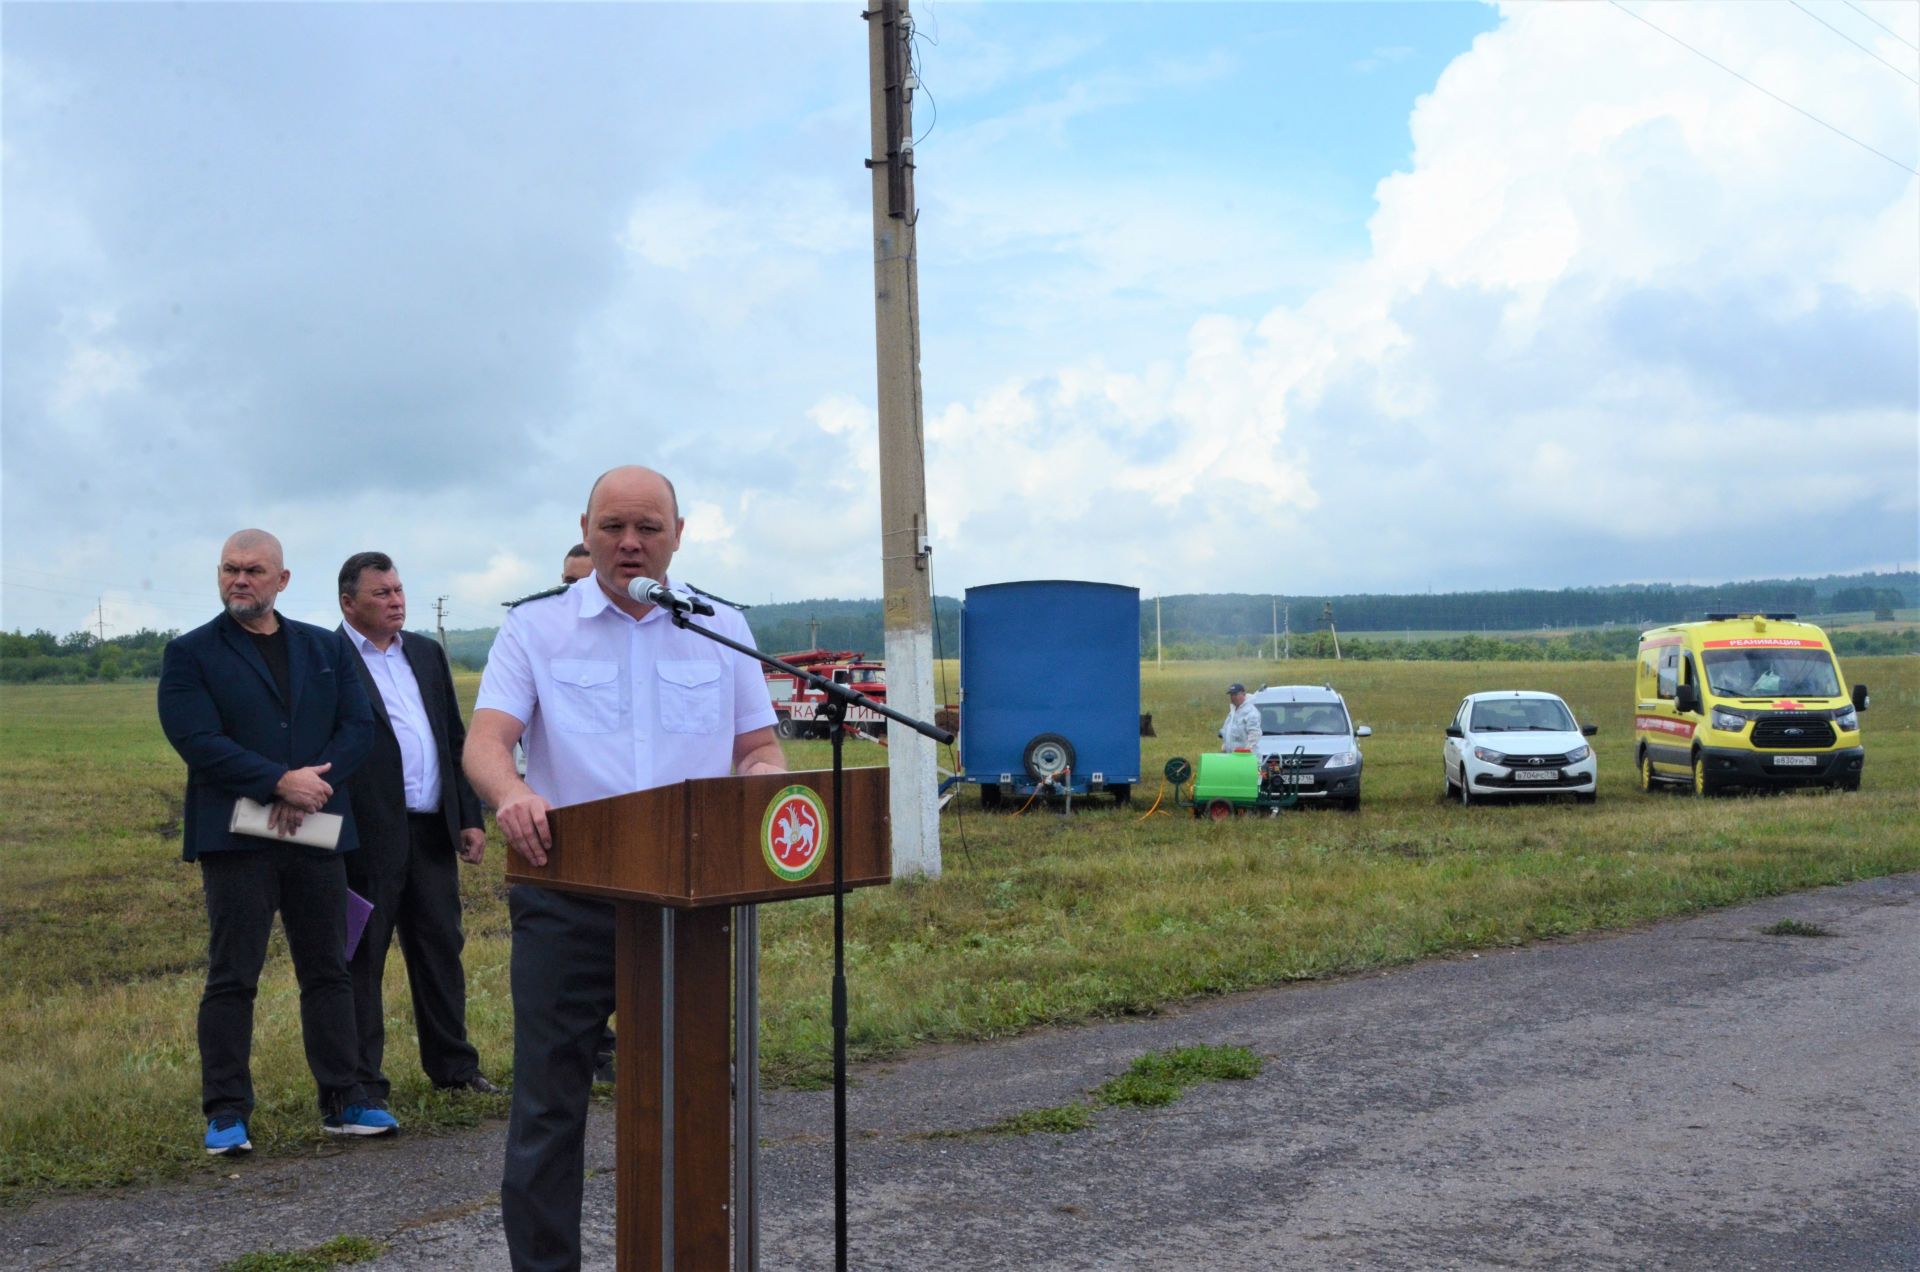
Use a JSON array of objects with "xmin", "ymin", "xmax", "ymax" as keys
[{"xmin": 505, "ymin": 766, "xmax": 891, "ymax": 1270}]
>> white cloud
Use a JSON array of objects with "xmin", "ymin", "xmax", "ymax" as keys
[
  {"xmin": 918, "ymin": 0, "xmax": 1917, "ymax": 597},
  {"xmin": 450, "ymin": 551, "xmax": 538, "ymax": 616}
]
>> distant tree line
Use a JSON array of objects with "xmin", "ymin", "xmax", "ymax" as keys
[
  {"xmin": 1159, "ymin": 627, "xmax": 1918, "ymax": 663},
  {"xmin": 438, "ymin": 598, "xmax": 965, "ymax": 672},
  {"xmin": 1146, "ymin": 572, "xmax": 1917, "ymax": 648},
  {"xmin": 0, "ymin": 628, "xmax": 176, "ymax": 682},
  {"xmin": 6, "ymin": 572, "xmax": 1913, "ymax": 681}
]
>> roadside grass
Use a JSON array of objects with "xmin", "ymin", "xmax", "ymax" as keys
[
  {"xmin": 1760, "ymin": 918, "xmax": 1834, "ymax": 937},
  {"xmin": 219, "ymin": 1235, "xmax": 386, "ymax": 1272},
  {"xmin": 954, "ymin": 1105, "xmax": 1097, "ymax": 1138},
  {"xmin": 1091, "ymin": 1044, "xmax": 1262, "ymax": 1108},
  {"xmin": 923, "ymin": 1043, "xmax": 1259, "ymax": 1138},
  {"xmin": 2, "ymin": 655, "xmax": 1915, "ymax": 1196}
]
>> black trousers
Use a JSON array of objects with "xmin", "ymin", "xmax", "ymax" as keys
[
  {"xmin": 198, "ymin": 847, "xmax": 368, "ymax": 1120},
  {"xmin": 501, "ymin": 885, "xmax": 619, "ymax": 1272},
  {"xmin": 348, "ymin": 813, "xmax": 482, "ymax": 1102}
]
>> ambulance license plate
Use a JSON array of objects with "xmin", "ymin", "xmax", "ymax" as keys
[
  {"xmin": 1773, "ymin": 755, "xmax": 1817, "ymax": 767},
  {"xmin": 1514, "ymin": 770, "xmax": 1558, "ymax": 781}
]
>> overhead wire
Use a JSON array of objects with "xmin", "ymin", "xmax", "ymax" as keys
[
  {"xmin": 0, "ymin": 578, "xmax": 211, "ymax": 618},
  {"xmin": 1789, "ymin": 0, "xmax": 1920, "ymax": 85},
  {"xmin": 1843, "ymin": 0, "xmax": 1920, "ymax": 52},
  {"xmin": 4, "ymin": 565, "xmax": 209, "ymax": 603},
  {"xmin": 904, "ymin": 10, "xmax": 939, "ymax": 150},
  {"xmin": 1606, "ymin": 0, "xmax": 1920, "ymax": 177}
]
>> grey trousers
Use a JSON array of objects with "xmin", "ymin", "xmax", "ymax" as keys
[{"xmin": 500, "ymin": 885, "xmax": 619, "ymax": 1272}]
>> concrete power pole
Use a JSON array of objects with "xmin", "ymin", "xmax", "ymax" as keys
[
  {"xmin": 866, "ymin": 0, "xmax": 939, "ymax": 878},
  {"xmin": 434, "ymin": 596, "xmax": 449, "ymax": 649}
]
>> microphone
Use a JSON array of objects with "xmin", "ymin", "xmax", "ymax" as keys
[{"xmin": 626, "ymin": 576, "xmax": 715, "ymax": 617}]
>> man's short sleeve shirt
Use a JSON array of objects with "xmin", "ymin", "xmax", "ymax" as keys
[{"xmin": 474, "ymin": 580, "xmax": 777, "ymax": 806}]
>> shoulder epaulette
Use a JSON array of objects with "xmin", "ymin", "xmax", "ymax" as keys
[
  {"xmin": 683, "ymin": 582, "xmax": 749, "ymax": 611},
  {"xmin": 502, "ymin": 585, "xmax": 570, "ymax": 609}
]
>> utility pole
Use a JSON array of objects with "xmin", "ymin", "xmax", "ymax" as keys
[
  {"xmin": 434, "ymin": 596, "xmax": 449, "ymax": 649},
  {"xmin": 1323, "ymin": 601, "xmax": 1341, "ymax": 661},
  {"xmin": 1155, "ymin": 595, "xmax": 1163, "ymax": 669},
  {"xmin": 96, "ymin": 597, "xmax": 107, "ymax": 643},
  {"xmin": 810, "ymin": 615, "xmax": 819, "ymax": 650},
  {"xmin": 1271, "ymin": 597, "xmax": 1278, "ymax": 661},
  {"xmin": 866, "ymin": 0, "xmax": 939, "ymax": 878},
  {"xmin": 1283, "ymin": 604, "xmax": 1291, "ymax": 660}
]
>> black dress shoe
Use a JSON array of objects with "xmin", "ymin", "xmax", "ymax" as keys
[{"xmin": 440, "ymin": 1074, "xmax": 501, "ymax": 1095}]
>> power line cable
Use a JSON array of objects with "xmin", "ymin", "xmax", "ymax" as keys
[
  {"xmin": 2, "ymin": 564, "xmax": 209, "ymax": 602},
  {"xmin": 1844, "ymin": 0, "xmax": 1920, "ymax": 52},
  {"xmin": 0, "ymin": 579, "xmax": 209, "ymax": 615},
  {"xmin": 1790, "ymin": 0, "xmax": 1920, "ymax": 84},
  {"xmin": 1608, "ymin": 0, "xmax": 1919, "ymax": 176}
]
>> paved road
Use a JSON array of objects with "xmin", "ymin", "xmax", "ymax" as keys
[{"xmin": 6, "ymin": 874, "xmax": 1915, "ymax": 1270}]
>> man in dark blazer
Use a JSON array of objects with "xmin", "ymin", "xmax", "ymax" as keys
[
  {"xmin": 336, "ymin": 551, "xmax": 497, "ymax": 1103},
  {"xmin": 157, "ymin": 528, "xmax": 395, "ymax": 1157}
]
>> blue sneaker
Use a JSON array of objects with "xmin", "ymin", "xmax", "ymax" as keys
[
  {"xmin": 205, "ymin": 1116, "xmax": 251, "ymax": 1156},
  {"xmin": 322, "ymin": 1104, "xmax": 399, "ymax": 1137}
]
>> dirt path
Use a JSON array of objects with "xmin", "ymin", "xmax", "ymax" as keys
[{"xmin": 6, "ymin": 873, "xmax": 1915, "ymax": 1271}]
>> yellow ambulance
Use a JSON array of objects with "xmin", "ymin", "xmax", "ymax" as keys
[{"xmin": 1634, "ymin": 613, "xmax": 1868, "ymax": 795}]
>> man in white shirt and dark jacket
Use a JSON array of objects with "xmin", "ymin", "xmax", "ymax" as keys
[{"xmin": 337, "ymin": 551, "xmax": 498, "ymax": 1106}]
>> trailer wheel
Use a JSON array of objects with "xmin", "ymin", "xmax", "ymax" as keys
[
  {"xmin": 1205, "ymin": 798, "xmax": 1234, "ymax": 822},
  {"xmin": 1022, "ymin": 733, "xmax": 1076, "ymax": 782}
]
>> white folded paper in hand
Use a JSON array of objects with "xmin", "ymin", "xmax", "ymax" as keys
[{"xmin": 229, "ymin": 796, "xmax": 344, "ymax": 850}]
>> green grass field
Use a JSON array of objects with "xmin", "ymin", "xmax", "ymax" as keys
[{"xmin": 2, "ymin": 656, "xmax": 1914, "ymax": 1197}]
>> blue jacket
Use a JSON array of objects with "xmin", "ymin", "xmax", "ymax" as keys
[{"xmin": 157, "ymin": 612, "xmax": 374, "ymax": 862}]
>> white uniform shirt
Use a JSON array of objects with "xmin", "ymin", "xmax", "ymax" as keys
[
  {"xmin": 1221, "ymin": 699, "xmax": 1262, "ymax": 753},
  {"xmin": 474, "ymin": 579, "xmax": 777, "ymax": 807},
  {"xmin": 343, "ymin": 622, "xmax": 441, "ymax": 814}
]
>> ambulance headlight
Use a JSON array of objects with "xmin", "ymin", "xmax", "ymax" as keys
[
  {"xmin": 1836, "ymin": 707, "xmax": 1859, "ymax": 733},
  {"xmin": 1710, "ymin": 708, "xmax": 1747, "ymax": 733}
]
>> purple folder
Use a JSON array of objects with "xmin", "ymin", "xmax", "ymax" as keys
[{"xmin": 345, "ymin": 889, "xmax": 374, "ymax": 960}]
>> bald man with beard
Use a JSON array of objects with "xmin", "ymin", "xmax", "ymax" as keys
[{"xmin": 157, "ymin": 529, "xmax": 395, "ymax": 1157}]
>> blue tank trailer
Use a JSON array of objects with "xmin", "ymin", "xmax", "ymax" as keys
[{"xmin": 947, "ymin": 580, "xmax": 1142, "ymax": 808}]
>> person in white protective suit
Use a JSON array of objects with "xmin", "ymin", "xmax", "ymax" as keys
[{"xmin": 1220, "ymin": 682, "xmax": 1261, "ymax": 753}]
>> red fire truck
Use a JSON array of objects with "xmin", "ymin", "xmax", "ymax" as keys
[{"xmin": 766, "ymin": 650, "xmax": 888, "ymax": 738}]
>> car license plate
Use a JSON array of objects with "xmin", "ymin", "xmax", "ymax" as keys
[
  {"xmin": 1287, "ymin": 775, "xmax": 1314, "ymax": 785},
  {"xmin": 1773, "ymin": 755, "xmax": 1818, "ymax": 767},
  {"xmin": 1513, "ymin": 770, "xmax": 1559, "ymax": 782}
]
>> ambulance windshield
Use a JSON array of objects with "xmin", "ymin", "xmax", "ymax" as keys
[{"xmin": 1703, "ymin": 648, "xmax": 1841, "ymax": 698}]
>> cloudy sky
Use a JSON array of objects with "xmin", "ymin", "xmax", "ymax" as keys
[{"xmin": 3, "ymin": 0, "xmax": 1916, "ymax": 637}]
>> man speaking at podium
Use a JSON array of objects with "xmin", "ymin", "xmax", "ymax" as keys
[{"xmin": 464, "ymin": 465, "xmax": 785, "ymax": 1271}]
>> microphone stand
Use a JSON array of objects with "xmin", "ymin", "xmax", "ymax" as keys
[{"xmin": 657, "ymin": 604, "xmax": 952, "ymax": 1272}]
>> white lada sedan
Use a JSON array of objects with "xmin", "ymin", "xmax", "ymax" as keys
[{"xmin": 1443, "ymin": 690, "xmax": 1599, "ymax": 805}]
